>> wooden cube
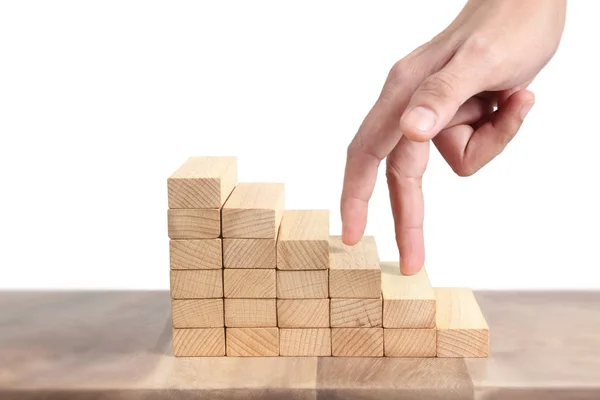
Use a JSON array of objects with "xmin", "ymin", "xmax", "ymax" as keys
[
  {"xmin": 223, "ymin": 238, "xmax": 276, "ymax": 269},
  {"xmin": 329, "ymin": 236, "xmax": 381, "ymax": 298},
  {"xmin": 171, "ymin": 299, "xmax": 224, "ymax": 328},
  {"xmin": 224, "ymin": 269, "xmax": 276, "ymax": 298},
  {"xmin": 226, "ymin": 328, "xmax": 279, "ymax": 356},
  {"xmin": 224, "ymin": 299, "xmax": 277, "ymax": 327},
  {"xmin": 172, "ymin": 328, "xmax": 225, "ymax": 357},
  {"xmin": 277, "ymin": 299, "xmax": 329, "ymax": 328},
  {"xmin": 168, "ymin": 156, "xmax": 237, "ymax": 209},
  {"xmin": 331, "ymin": 328, "xmax": 383, "ymax": 357},
  {"xmin": 276, "ymin": 270, "xmax": 328, "ymax": 299},
  {"xmin": 170, "ymin": 239, "xmax": 222, "ymax": 270},
  {"xmin": 170, "ymin": 270, "xmax": 223, "ymax": 299},
  {"xmin": 167, "ymin": 209, "xmax": 220, "ymax": 239},
  {"xmin": 280, "ymin": 328, "xmax": 331, "ymax": 356},
  {"xmin": 277, "ymin": 210, "xmax": 329, "ymax": 270},
  {"xmin": 384, "ymin": 329, "xmax": 436, "ymax": 357},
  {"xmin": 330, "ymin": 298, "xmax": 382, "ymax": 328}
]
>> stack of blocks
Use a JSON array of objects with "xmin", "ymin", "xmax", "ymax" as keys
[{"xmin": 168, "ymin": 156, "xmax": 490, "ymax": 358}]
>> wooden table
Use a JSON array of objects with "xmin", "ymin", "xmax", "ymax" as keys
[{"xmin": 1, "ymin": 290, "xmax": 599, "ymax": 399}]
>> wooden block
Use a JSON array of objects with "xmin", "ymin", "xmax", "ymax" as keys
[
  {"xmin": 168, "ymin": 156, "xmax": 237, "ymax": 209},
  {"xmin": 331, "ymin": 328, "xmax": 383, "ymax": 357},
  {"xmin": 224, "ymin": 299, "xmax": 277, "ymax": 327},
  {"xmin": 226, "ymin": 327, "xmax": 279, "ymax": 356},
  {"xmin": 223, "ymin": 269, "xmax": 276, "ymax": 298},
  {"xmin": 277, "ymin": 299, "xmax": 329, "ymax": 328},
  {"xmin": 170, "ymin": 270, "xmax": 223, "ymax": 299},
  {"xmin": 381, "ymin": 261, "xmax": 436, "ymax": 328},
  {"xmin": 329, "ymin": 236, "xmax": 381, "ymax": 298},
  {"xmin": 167, "ymin": 209, "xmax": 220, "ymax": 239},
  {"xmin": 277, "ymin": 210, "xmax": 329, "ymax": 270},
  {"xmin": 170, "ymin": 239, "xmax": 222, "ymax": 270},
  {"xmin": 330, "ymin": 298, "xmax": 382, "ymax": 328},
  {"xmin": 435, "ymin": 287, "xmax": 490, "ymax": 358},
  {"xmin": 171, "ymin": 299, "xmax": 224, "ymax": 328},
  {"xmin": 276, "ymin": 270, "xmax": 328, "ymax": 299},
  {"xmin": 172, "ymin": 328, "xmax": 225, "ymax": 357},
  {"xmin": 384, "ymin": 328, "xmax": 437, "ymax": 357},
  {"xmin": 223, "ymin": 238, "xmax": 276, "ymax": 269},
  {"xmin": 280, "ymin": 328, "xmax": 331, "ymax": 356},
  {"xmin": 221, "ymin": 182, "xmax": 285, "ymax": 239}
]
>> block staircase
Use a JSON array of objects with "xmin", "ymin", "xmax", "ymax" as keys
[{"xmin": 167, "ymin": 156, "xmax": 489, "ymax": 357}]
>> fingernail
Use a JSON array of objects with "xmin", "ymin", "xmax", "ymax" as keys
[
  {"xmin": 402, "ymin": 106, "xmax": 437, "ymax": 132},
  {"xmin": 520, "ymin": 102, "xmax": 534, "ymax": 120}
]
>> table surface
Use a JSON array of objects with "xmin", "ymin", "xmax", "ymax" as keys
[{"xmin": 1, "ymin": 290, "xmax": 599, "ymax": 399}]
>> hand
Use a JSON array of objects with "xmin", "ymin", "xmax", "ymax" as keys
[{"xmin": 341, "ymin": 0, "xmax": 566, "ymax": 274}]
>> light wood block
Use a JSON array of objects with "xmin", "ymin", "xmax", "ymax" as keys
[
  {"xmin": 172, "ymin": 328, "xmax": 225, "ymax": 357},
  {"xmin": 381, "ymin": 261, "xmax": 436, "ymax": 328},
  {"xmin": 223, "ymin": 238, "xmax": 276, "ymax": 269},
  {"xmin": 277, "ymin": 210, "xmax": 329, "ymax": 270},
  {"xmin": 170, "ymin": 270, "xmax": 223, "ymax": 299},
  {"xmin": 224, "ymin": 299, "xmax": 277, "ymax": 327},
  {"xmin": 276, "ymin": 270, "xmax": 328, "ymax": 299},
  {"xmin": 330, "ymin": 298, "xmax": 382, "ymax": 328},
  {"xmin": 226, "ymin": 328, "xmax": 279, "ymax": 356},
  {"xmin": 171, "ymin": 299, "xmax": 224, "ymax": 328},
  {"xmin": 331, "ymin": 328, "xmax": 383, "ymax": 357},
  {"xmin": 223, "ymin": 269, "xmax": 276, "ymax": 298},
  {"xmin": 280, "ymin": 328, "xmax": 331, "ymax": 356},
  {"xmin": 329, "ymin": 236, "xmax": 381, "ymax": 298},
  {"xmin": 435, "ymin": 287, "xmax": 490, "ymax": 358},
  {"xmin": 277, "ymin": 299, "xmax": 329, "ymax": 328},
  {"xmin": 169, "ymin": 239, "xmax": 222, "ymax": 270},
  {"xmin": 384, "ymin": 328, "xmax": 437, "ymax": 357},
  {"xmin": 168, "ymin": 156, "xmax": 237, "ymax": 209},
  {"xmin": 221, "ymin": 182, "xmax": 285, "ymax": 239},
  {"xmin": 167, "ymin": 209, "xmax": 220, "ymax": 239}
]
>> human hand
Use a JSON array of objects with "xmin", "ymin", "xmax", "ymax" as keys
[{"xmin": 341, "ymin": 0, "xmax": 566, "ymax": 274}]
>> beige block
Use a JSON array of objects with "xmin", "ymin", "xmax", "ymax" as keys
[
  {"xmin": 331, "ymin": 328, "xmax": 383, "ymax": 357},
  {"xmin": 276, "ymin": 270, "xmax": 328, "ymax": 299},
  {"xmin": 277, "ymin": 299, "xmax": 330, "ymax": 328},
  {"xmin": 277, "ymin": 210, "xmax": 329, "ymax": 270},
  {"xmin": 224, "ymin": 299, "xmax": 277, "ymax": 327},
  {"xmin": 223, "ymin": 269, "xmax": 276, "ymax": 298},
  {"xmin": 167, "ymin": 209, "xmax": 220, "ymax": 239},
  {"xmin": 168, "ymin": 156, "xmax": 237, "ymax": 209},
  {"xmin": 329, "ymin": 236, "xmax": 381, "ymax": 298},
  {"xmin": 226, "ymin": 328, "xmax": 279, "ymax": 356},
  {"xmin": 221, "ymin": 182, "xmax": 285, "ymax": 238},
  {"xmin": 170, "ymin": 270, "xmax": 223, "ymax": 299},
  {"xmin": 435, "ymin": 287, "xmax": 489, "ymax": 358},
  {"xmin": 384, "ymin": 328, "xmax": 437, "ymax": 357},
  {"xmin": 169, "ymin": 239, "xmax": 222, "ymax": 270},
  {"xmin": 280, "ymin": 328, "xmax": 331, "ymax": 356},
  {"xmin": 172, "ymin": 328, "xmax": 225, "ymax": 357},
  {"xmin": 330, "ymin": 298, "xmax": 382, "ymax": 328},
  {"xmin": 171, "ymin": 299, "xmax": 224, "ymax": 328},
  {"xmin": 223, "ymin": 238, "xmax": 276, "ymax": 269},
  {"xmin": 381, "ymin": 262, "xmax": 436, "ymax": 328}
]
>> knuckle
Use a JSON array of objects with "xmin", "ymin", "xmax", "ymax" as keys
[
  {"xmin": 451, "ymin": 161, "xmax": 476, "ymax": 177},
  {"xmin": 420, "ymin": 71, "xmax": 459, "ymax": 101},
  {"xmin": 462, "ymin": 34, "xmax": 501, "ymax": 66},
  {"xmin": 388, "ymin": 60, "xmax": 410, "ymax": 83}
]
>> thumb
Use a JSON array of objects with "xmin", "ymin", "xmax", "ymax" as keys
[{"xmin": 399, "ymin": 61, "xmax": 486, "ymax": 142}]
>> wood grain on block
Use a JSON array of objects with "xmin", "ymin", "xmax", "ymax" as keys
[
  {"xmin": 223, "ymin": 238, "xmax": 276, "ymax": 269},
  {"xmin": 167, "ymin": 209, "xmax": 220, "ymax": 239},
  {"xmin": 171, "ymin": 299, "xmax": 224, "ymax": 328},
  {"xmin": 169, "ymin": 239, "xmax": 222, "ymax": 270},
  {"xmin": 330, "ymin": 298, "xmax": 382, "ymax": 328},
  {"xmin": 221, "ymin": 182, "xmax": 285, "ymax": 239},
  {"xmin": 172, "ymin": 328, "xmax": 225, "ymax": 357},
  {"xmin": 226, "ymin": 328, "xmax": 279, "ymax": 357},
  {"xmin": 435, "ymin": 287, "xmax": 489, "ymax": 358},
  {"xmin": 276, "ymin": 270, "xmax": 328, "ymax": 299},
  {"xmin": 224, "ymin": 299, "xmax": 277, "ymax": 327},
  {"xmin": 280, "ymin": 328, "xmax": 332, "ymax": 356},
  {"xmin": 277, "ymin": 299, "xmax": 329, "ymax": 328},
  {"xmin": 170, "ymin": 270, "xmax": 223, "ymax": 299},
  {"xmin": 381, "ymin": 261, "xmax": 436, "ymax": 328},
  {"xmin": 168, "ymin": 156, "xmax": 237, "ymax": 209},
  {"xmin": 277, "ymin": 210, "xmax": 329, "ymax": 270},
  {"xmin": 384, "ymin": 328, "xmax": 437, "ymax": 357},
  {"xmin": 329, "ymin": 236, "xmax": 381, "ymax": 298},
  {"xmin": 223, "ymin": 269, "xmax": 276, "ymax": 298},
  {"xmin": 331, "ymin": 328, "xmax": 384, "ymax": 357}
]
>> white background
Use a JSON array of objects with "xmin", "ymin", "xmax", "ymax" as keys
[{"xmin": 0, "ymin": 1, "xmax": 598, "ymax": 289}]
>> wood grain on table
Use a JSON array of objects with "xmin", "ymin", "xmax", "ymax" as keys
[{"xmin": 1, "ymin": 290, "xmax": 599, "ymax": 399}]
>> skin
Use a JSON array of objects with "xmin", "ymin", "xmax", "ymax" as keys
[{"xmin": 341, "ymin": 0, "xmax": 567, "ymax": 275}]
